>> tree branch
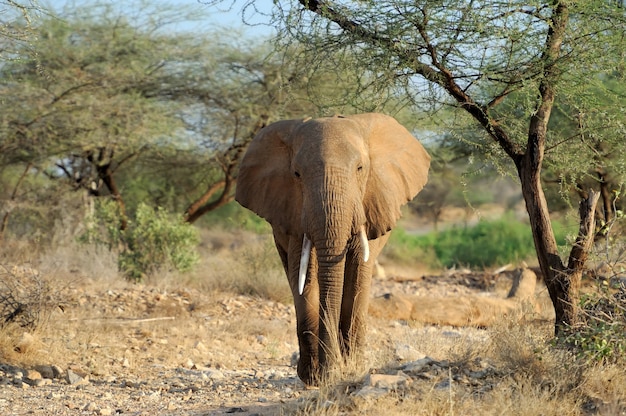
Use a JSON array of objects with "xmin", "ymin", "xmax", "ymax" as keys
[
  {"xmin": 297, "ymin": 0, "xmax": 524, "ymax": 161},
  {"xmin": 567, "ymin": 190, "xmax": 601, "ymax": 273}
]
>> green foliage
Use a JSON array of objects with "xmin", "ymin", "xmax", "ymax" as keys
[
  {"xmin": 387, "ymin": 215, "xmax": 569, "ymax": 269},
  {"xmin": 199, "ymin": 202, "xmax": 271, "ymax": 234},
  {"xmin": 80, "ymin": 199, "xmax": 123, "ymax": 249},
  {"xmin": 383, "ymin": 228, "xmax": 441, "ymax": 268},
  {"xmin": 81, "ymin": 200, "xmax": 200, "ymax": 281},
  {"xmin": 1, "ymin": 1, "xmax": 373, "ymax": 234},
  {"xmin": 558, "ymin": 287, "xmax": 626, "ymax": 364}
]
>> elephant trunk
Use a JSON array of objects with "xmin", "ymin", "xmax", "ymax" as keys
[
  {"xmin": 316, "ymin": 245, "xmax": 347, "ymax": 372},
  {"xmin": 298, "ymin": 225, "xmax": 368, "ymax": 295},
  {"xmin": 297, "ymin": 168, "xmax": 370, "ymax": 294},
  {"xmin": 298, "ymin": 168, "xmax": 372, "ymax": 373}
]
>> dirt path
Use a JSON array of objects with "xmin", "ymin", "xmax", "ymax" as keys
[{"xmin": 0, "ymin": 267, "xmax": 554, "ymax": 415}]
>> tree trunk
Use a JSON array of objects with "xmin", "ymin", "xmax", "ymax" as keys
[
  {"xmin": 565, "ymin": 190, "xmax": 601, "ymax": 324},
  {"xmin": 96, "ymin": 162, "xmax": 128, "ymax": 231},
  {"xmin": 184, "ymin": 178, "xmax": 235, "ymax": 224},
  {"xmin": 0, "ymin": 163, "xmax": 32, "ymax": 240},
  {"xmin": 518, "ymin": 143, "xmax": 600, "ymax": 334},
  {"xmin": 517, "ymin": 147, "xmax": 568, "ymax": 334},
  {"xmin": 517, "ymin": 2, "xmax": 575, "ymax": 335}
]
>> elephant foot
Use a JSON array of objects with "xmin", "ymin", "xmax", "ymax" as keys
[{"xmin": 297, "ymin": 359, "xmax": 320, "ymax": 387}]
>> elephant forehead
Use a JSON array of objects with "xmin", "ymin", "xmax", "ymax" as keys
[{"xmin": 293, "ymin": 120, "xmax": 366, "ymax": 160}]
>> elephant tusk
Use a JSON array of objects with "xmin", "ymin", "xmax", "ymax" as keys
[
  {"xmin": 359, "ymin": 226, "xmax": 370, "ymax": 263},
  {"xmin": 298, "ymin": 234, "xmax": 312, "ymax": 295}
]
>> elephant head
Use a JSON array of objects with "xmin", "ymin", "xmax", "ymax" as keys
[{"xmin": 235, "ymin": 113, "xmax": 430, "ymax": 384}]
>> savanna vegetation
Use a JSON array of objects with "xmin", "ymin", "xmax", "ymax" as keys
[{"xmin": 1, "ymin": 0, "xmax": 625, "ymax": 414}]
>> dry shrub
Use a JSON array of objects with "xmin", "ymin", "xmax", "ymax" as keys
[
  {"xmin": 0, "ymin": 264, "xmax": 66, "ymax": 366},
  {"xmin": 559, "ymin": 284, "xmax": 626, "ymax": 364},
  {"xmin": 486, "ymin": 315, "xmax": 588, "ymax": 401},
  {"xmin": 0, "ymin": 239, "xmax": 44, "ymax": 265},
  {"xmin": 466, "ymin": 375, "xmax": 583, "ymax": 416},
  {"xmin": 580, "ymin": 364, "xmax": 626, "ymax": 414},
  {"xmin": 0, "ymin": 264, "xmax": 61, "ymax": 330}
]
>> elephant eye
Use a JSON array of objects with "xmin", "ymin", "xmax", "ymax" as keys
[
  {"xmin": 294, "ymin": 171, "xmax": 301, "ymax": 178},
  {"xmin": 357, "ymin": 165, "xmax": 363, "ymax": 172}
]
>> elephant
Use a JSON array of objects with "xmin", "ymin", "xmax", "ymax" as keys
[{"xmin": 235, "ymin": 113, "xmax": 430, "ymax": 385}]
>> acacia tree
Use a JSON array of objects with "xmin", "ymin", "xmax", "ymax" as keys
[
  {"xmin": 252, "ymin": 0, "xmax": 626, "ymax": 334},
  {"xmin": 0, "ymin": 3, "xmax": 196, "ymax": 233},
  {"xmin": 0, "ymin": 1, "xmax": 368, "ymax": 240},
  {"xmin": 135, "ymin": 37, "xmax": 363, "ymax": 223}
]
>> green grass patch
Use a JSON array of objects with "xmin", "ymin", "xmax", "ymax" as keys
[{"xmin": 386, "ymin": 215, "xmax": 570, "ymax": 269}]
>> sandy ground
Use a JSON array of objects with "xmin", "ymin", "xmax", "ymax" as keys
[{"xmin": 0, "ymin": 263, "xmax": 555, "ymax": 416}]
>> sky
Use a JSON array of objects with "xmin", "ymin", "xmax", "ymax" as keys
[{"xmin": 40, "ymin": 0, "xmax": 277, "ymax": 38}]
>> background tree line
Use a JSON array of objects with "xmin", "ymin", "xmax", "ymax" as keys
[
  {"xmin": 0, "ymin": 1, "xmax": 363, "ymax": 276},
  {"xmin": 1, "ymin": 1, "xmax": 626, "ymax": 336}
]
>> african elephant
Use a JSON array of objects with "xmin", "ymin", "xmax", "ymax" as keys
[{"xmin": 235, "ymin": 113, "xmax": 430, "ymax": 385}]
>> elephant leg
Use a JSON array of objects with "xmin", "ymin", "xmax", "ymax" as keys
[
  {"xmin": 283, "ymin": 235, "xmax": 321, "ymax": 385},
  {"xmin": 340, "ymin": 255, "xmax": 372, "ymax": 358},
  {"xmin": 340, "ymin": 234, "xmax": 390, "ymax": 357}
]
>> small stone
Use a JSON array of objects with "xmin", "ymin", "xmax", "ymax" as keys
[
  {"xmin": 194, "ymin": 341, "xmax": 208, "ymax": 352},
  {"xmin": 205, "ymin": 369, "xmax": 225, "ymax": 380},
  {"xmin": 98, "ymin": 407, "xmax": 113, "ymax": 415},
  {"xmin": 51, "ymin": 365, "xmax": 64, "ymax": 379},
  {"xmin": 363, "ymin": 372, "xmax": 411, "ymax": 390},
  {"xmin": 435, "ymin": 379, "xmax": 451, "ymax": 390},
  {"xmin": 269, "ymin": 370, "xmax": 285, "ymax": 380},
  {"xmin": 83, "ymin": 402, "xmax": 98, "ymax": 412},
  {"xmin": 24, "ymin": 369, "xmax": 42, "ymax": 381},
  {"xmin": 402, "ymin": 357, "xmax": 435, "ymax": 374},
  {"xmin": 123, "ymin": 380, "xmax": 140, "ymax": 388},
  {"xmin": 394, "ymin": 344, "xmax": 425, "ymax": 361},
  {"xmin": 256, "ymin": 335, "xmax": 268, "ymax": 345},
  {"xmin": 25, "ymin": 378, "xmax": 51, "ymax": 387},
  {"xmin": 33, "ymin": 365, "xmax": 56, "ymax": 379},
  {"xmin": 468, "ymin": 369, "xmax": 489, "ymax": 379},
  {"xmin": 66, "ymin": 369, "xmax": 89, "ymax": 386}
]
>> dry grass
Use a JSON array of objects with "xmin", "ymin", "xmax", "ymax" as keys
[
  {"xmin": 284, "ymin": 312, "xmax": 626, "ymax": 416},
  {"xmin": 0, "ymin": 233, "xmax": 296, "ymax": 372},
  {"xmin": 1, "ymin": 234, "xmax": 625, "ymax": 415},
  {"xmin": 178, "ymin": 230, "xmax": 293, "ymax": 304}
]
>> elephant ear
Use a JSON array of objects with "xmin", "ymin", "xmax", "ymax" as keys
[
  {"xmin": 235, "ymin": 119, "xmax": 303, "ymax": 236},
  {"xmin": 352, "ymin": 113, "xmax": 431, "ymax": 239}
]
